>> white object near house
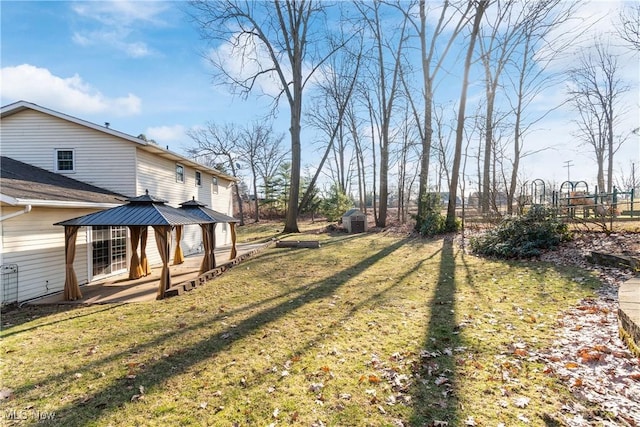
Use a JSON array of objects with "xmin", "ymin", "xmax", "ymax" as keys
[
  {"xmin": 0, "ymin": 101, "xmax": 237, "ymax": 305},
  {"xmin": 341, "ymin": 209, "xmax": 367, "ymax": 233}
]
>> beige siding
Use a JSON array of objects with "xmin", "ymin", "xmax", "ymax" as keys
[
  {"xmin": 1, "ymin": 110, "xmax": 137, "ymax": 196},
  {"xmin": 136, "ymin": 149, "xmax": 235, "ymax": 248},
  {"xmin": 0, "ymin": 207, "xmax": 96, "ymax": 303}
]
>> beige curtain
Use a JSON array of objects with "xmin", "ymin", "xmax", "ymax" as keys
[
  {"xmin": 153, "ymin": 225, "xmax": 172, "ymax": 299},
  {"xmin": 140, "ymin": 227, "xmax": 151, "ymax": 276},
  {"xmin": 229, "ymin": 222, "xmax": 237, "ymax": 259},
  {"xmin": 63, "ymin": 226, "xmax": 82, "ymax": 301},
  {"xmin": 128, "ymin": 226, "xmax": 144, "ymax": 279},
  {"xmin": 173, "ymin": 225, "xmax": 185, "ymax": 265}
]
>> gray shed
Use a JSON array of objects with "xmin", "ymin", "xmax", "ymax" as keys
[{"xmin": 342, "ymin": 209, "xmax": 367, "ymax": 233}]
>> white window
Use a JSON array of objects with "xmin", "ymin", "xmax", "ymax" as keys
[
  {"xmin": 55, "ymin": 149, "xmax": 75, "ymax": 172},
  {"xmin": 212, "ymin": 176, "xmax": 218, "ymax": 194},
  {"xmin": 176, "ymin": 164, "xmax": 185, "ymax": 183},
  {"xmin": 195, "ymin": 171, "xmax": 202, "ymax": 187}
]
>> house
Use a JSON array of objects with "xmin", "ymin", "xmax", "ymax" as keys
[{"xmin": 0, "ymin": 101, "xmax": 237, "ymax": 305}]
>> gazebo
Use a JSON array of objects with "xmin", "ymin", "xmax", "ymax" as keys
[
  {"xmin": 55, "ymin": 191, "xmax": 221, "ymax": 300},
  {"xmin": 178, "ymin": 197, "xmax": 240, "ymax": 274}
]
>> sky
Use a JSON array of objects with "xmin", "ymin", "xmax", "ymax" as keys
[{"xmin": 1, "ymin": 0, "xmax": 639, "ymax": 196}]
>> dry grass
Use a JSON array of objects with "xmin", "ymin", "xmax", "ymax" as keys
[{"xmin": 1, "ymin": 231, "xmax": 601, "ymax": 426}]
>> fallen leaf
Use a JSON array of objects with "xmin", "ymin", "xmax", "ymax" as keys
[
  {"xmin": 514, "ymin": 396, "xmax": 530, "ymax": 408},
  {"xmin": 368, "ymin": 375, "xmax": 381, "ymax": 384},
  {"xmin": 514, "ymin": 349, "xmax": 528, "ymax": 357},
  {"xmin": 564, "ymin": 362, "xmax": 580, "ymax": 369}
]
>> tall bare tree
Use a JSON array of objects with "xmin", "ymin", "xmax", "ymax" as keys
[
  {"xmin": 502, "ymin": 0, "xmax": 579, "ymax": 214},
  {"xmin": 300, "ymin": 31, "xmax": 363, "ymax": 213},
  {"xmin": 396, "ymin": 0, "xmax": 472, "ymax": 230},
  {"xmin": 189, "ymin": 0, "xmax": 342, "ymax": 232},
  {"xmin": 568, "ymin": 40, "xmax": 630, "ymax": 194},
  {"xmin": 477, "ymin": 0, "xmax": 525, "ymax": 214},
  {"xmin": 355, "ymin": 0, "xmax": 409, "ymax": 228},
  {"xmin": 446, "ymin": 0, "xmax": 488, "ymax": 230}
]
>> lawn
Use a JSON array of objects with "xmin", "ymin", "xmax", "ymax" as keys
[{"xmin": 1, "ymin": 229, "xmax": 601, "ymax": 426}]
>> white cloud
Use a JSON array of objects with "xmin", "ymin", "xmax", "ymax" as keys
[
  {"xmin": 0, "ymin": 64, "xmax": 141, "ymax": 116},
  {"xmin": 146, "ymin": 125, "xmax": 186, "ymax": 143},
  {"xmin": 71, "ymin": 0, "xmax": 169, "ymax": 58}
]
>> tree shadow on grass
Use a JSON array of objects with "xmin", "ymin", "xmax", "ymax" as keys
[
  {"xmin": 0, "ymin": 304, "xmax": 126, "ymax": 334},
  {"xmin": 409, "ymin": 236, "xmax": 462, "ymax": 426},
  {"xmin": 33, "ymin": 237, "xmax": 411, "ymax": 426}
]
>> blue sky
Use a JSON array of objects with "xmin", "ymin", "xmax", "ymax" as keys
[
  {"xmin": 1, "ymin": 1, "xmax": 283, "ymax": 147},
  {"xmin": 1, "ymin": 1, "xmax": 638, "ymax": 192}
]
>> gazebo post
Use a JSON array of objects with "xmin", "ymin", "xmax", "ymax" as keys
[{"xmin": 211, "ymin": 223, "xmax": 217, "ymax": 269}]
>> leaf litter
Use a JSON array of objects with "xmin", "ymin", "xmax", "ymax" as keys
[{"xmin": 535, "ymin": 232, "xmax": 640, "ymax": 425}]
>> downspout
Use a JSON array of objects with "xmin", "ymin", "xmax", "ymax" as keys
[{"xmin": 0, "ymin": 205, "xmax": 32, "ymax": 222}]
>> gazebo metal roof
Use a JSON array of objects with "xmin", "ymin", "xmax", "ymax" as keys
[
  {"xmin": 55, "ymin": 191, "xmax": 213, "ymax": 227},
  {"xmin": 179, "ymin": 197, "xmax": 239, "ymax": 223}
]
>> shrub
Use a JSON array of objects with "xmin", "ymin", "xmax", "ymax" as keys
[
  {"xmin": 415, "ymin": 193, "xmax": 459, "ymax": 236},
  {"xmin": 469, "ymin": 206, "xmax": 571, "ymax": 258},
  {"xmin": 320, "ymin": 185, "xmax": 353, "ymax": 222}
]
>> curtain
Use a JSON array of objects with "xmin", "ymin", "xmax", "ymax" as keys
[
  {"xmin": 229, "ymin": 222, "xmax": 237, "ymax": 259},
  {"xmin": 140, "ymin": 227, "xmax": 151, "ymax": 276},
  {"xmin": 198, "ymin": 224, "xmax": 211, "ymax": 275},
  {"xmin": 153, "ymin": 225, "xmax": 172, "ymax": 299},
  {"xmin": 63, "ymin": 226, "xmax": 82, "ymax": 301},
  {"xmin": 128, "ymin": 226, "xmax": 143, "ymax": 279},
  {"xmin": 173, "ymin": 225, "xmax": 185, "ymax": 265}
]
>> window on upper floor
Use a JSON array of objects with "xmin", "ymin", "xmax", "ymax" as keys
[
  {"xmin": 55, "ymin": 149, "xmax": 75, "ymax": 172},
  {"xmin": 195, "ymin": 171, "xmax": 202, "ymax": 187},
  {"xmin": 176, "ymin": 164, "xmax": 185, "ymax": 183},
  {"xmin": 212, "ymin": 176, "xmax": 219, "ymax": 194}
]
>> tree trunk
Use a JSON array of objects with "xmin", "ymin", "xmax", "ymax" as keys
[{"xmin": 447, "ymin": 1, "xmax": 487, "ymax": 229}]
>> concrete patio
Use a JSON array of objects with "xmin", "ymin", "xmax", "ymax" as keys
[{"xmin": 29, "ymin": 242, "xmax": 270, "ymax": 305}]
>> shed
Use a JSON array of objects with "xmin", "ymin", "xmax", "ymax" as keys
[{"xmin": 342, "ymin": 209, "xmax": 367, "ymax": 233}]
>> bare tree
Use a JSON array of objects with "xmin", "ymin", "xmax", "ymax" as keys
[
  {"xmin": 396, "ymin": 0, "xmax": 472, "ymax": 230},
  {"xmin": 477, "ymin": 0, "xmax": 525, "ymax": 214},
  {"xmin": 300, "ymin": 31, "xmax": 363, "ymax": 213},
  {"xmin": 568, "ymin": 39, "xmax": 630, "ymax": 194},
  {"xmin": 446, "ymin": 0, "xmax": 488, "ymax": 230},
  {"xmin": 187, "ymin": 123, "xmax": 246, "ymax": 225},
  {"xmin": 617, "ymin": 2, "xmax": 640, "ymax": 51},
  {"xmin": 239, "ymin": 122, "xmax": 286, "ymax": 222},
  {"xmin": 189, "ymin": 0, "xmax": 344, "ymax": 232},
  {"xmin": 355, "ymin": 0, "xmax": 409, "ymax": 228}
]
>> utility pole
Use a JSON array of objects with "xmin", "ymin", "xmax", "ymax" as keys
[{"xmin": 563, "ymin": 160, "xmax": 574, "ymax": 183}]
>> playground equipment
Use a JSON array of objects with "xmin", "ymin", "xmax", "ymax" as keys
[
  {"xmin": 517, "ymin": 179, "xmax": 637, "ymax": 219},
  {"xmin": 551, "ymin": 181, "xmax": 636, "ymax": 219}
]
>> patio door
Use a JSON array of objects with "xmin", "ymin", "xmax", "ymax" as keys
[{"xmin": 91, "ymin": 226, "xmax": 127, "ymax": 278}]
